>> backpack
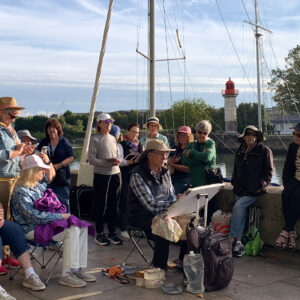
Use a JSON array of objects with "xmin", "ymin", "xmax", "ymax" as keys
[{"xmin": 187, "ymin": 227, "xmax": 234, "ymax": 291}]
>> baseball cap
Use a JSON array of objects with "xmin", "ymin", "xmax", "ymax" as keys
[{"xmin": 21, "ymin": 154, "xmax": 50, "ymax": 171}]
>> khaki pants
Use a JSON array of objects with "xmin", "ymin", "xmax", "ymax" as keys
[{"xmin": 0, "ymin": 178, "xmax": 18, "ymax": 260}]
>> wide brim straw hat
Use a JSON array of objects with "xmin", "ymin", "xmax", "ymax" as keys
[
  {"xmin": 0, "ymin": 97, "xmax": 25, "ymax": 110},
  {"xmin": 143, "ymin": 116, "xmax": 163, "ymax": 131},
  {"xmin": 139, "ymin": 139, "xmax": 175, "ymax": 162},
  {"xmin": 238, "ymin": 125, "xmax": 263, "ymax": 143}
]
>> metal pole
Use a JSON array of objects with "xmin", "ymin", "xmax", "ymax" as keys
[
  {"xmin": 149, "ymin": 0, "xmax": 155, "ymax": 117},
  {"xmin": 80, "ymin": 0, "xmax": 114, "ymax": 163},
  {"xmin": 255, "ymin": 0, "xmax": 262, "ymax": 131}
]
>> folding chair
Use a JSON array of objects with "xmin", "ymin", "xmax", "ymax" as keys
[
  {"xmin": 121, "ymin": 226, "xmax": 154, "ymax": 269},
  {"xmin": 27, "ymin": 240, "xmax": 63, "ymax": 285}
]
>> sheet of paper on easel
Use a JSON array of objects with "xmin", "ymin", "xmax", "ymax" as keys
[{"xmin": 167, "ymin": 183, "xmax": 225, "ymax": 218}]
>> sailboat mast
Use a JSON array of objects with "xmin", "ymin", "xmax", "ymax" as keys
[
  {"xmin": 149, "ymin": 0, "xmax": 155, "ymax": 117},
  {"xmin": 255, "ymin": 0, "xmax": 262, "ymax": 132}
]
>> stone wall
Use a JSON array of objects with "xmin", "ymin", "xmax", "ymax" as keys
[{"xmin": 70, "ymin": 170, "xmax": 300, "ymax": 249}]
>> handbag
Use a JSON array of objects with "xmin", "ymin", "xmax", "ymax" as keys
[
  {"xmin": 52, "ymin": 168, "xmax": 68, "ymax": 187},
  {"xmin": 205, "ymin": 166, "xmax": 224, "ymax": 184}
]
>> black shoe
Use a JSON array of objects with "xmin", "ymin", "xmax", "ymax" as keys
[
  {"xmin": 107, "ymin": 233, "xmax": 123, "ymax": 245},
  {"xmin": 95, "ymin": 233, "xmax": 110, "ymax": 246}
]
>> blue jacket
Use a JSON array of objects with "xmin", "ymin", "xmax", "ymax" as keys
[
  {"xmin": 37, "ymin": 137, "xmax": 73, "ymax": 179},
  {"xmin": 0, "ymin": 124, "xmax": 21, "ymax": 178},
  {"xmin": 11, "ymin": 181, "xmax": 63, "ymax": 234}
]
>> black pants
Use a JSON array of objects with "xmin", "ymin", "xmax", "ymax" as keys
[
  {"xmin": 282, "ymin": 177, "xmax": 300, "ymax": 232},
  {"xmin": 119, "ymin": 180, "xmax": 129, "ymax": 231},
  {"xmin": 130, "ymin": 216, "xmax": 170, "ymax": 270},
  {"xmin": 93, "ymin": 173, "xmax": 121, "ymax": 234}
]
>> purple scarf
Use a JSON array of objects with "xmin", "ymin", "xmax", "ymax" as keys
[{"xmin": 33, "ymin": 188, "xmax": 95, "ymax": 244}]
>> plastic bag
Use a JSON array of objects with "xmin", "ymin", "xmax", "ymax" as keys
[
  {"xmin": 151, "ymin": 215, "xmax": 182, "ymax": 242},
  {"xmin": 242, "ymin": 226, "xmax": 263, "ymax": 256}
]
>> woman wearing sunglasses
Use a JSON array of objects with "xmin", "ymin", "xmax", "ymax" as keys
[
  {"xmin": 230, "ymin": 125, "xmax": 273, "ymax": 257},
  {"xmin": 182, "ymin": 120, "xmax": 216, "ymax": 187},
  {"xmin": 89, "ymin": 113, "xmax": 122, "ymax": 246},
  {"xmin": 275, "ymin": 123, "xmax": 300, "ymax": 250},
  {"xmin": 0, "ymin": 97, "xmax": 34, "ymax": 274}
]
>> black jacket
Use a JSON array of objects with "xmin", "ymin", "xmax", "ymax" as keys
[
  {"xmin": 127, "ymin": 161, "xmax": 172, "ymax": 226},
  {"xmin": 282, "ymin": 142, "xmax": 299, "ymax": 187},
  {"xmin": 231, "ymin": 142, "xmax": 273, "ymax": 197},
  {"xmin": 120, "ymin": 140, "xmax": 143, "ymax": 182}
]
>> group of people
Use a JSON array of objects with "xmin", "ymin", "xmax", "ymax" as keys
[
  {"xmin": 0, "ymin": 97, "xmax": 95, "ymax": 299},
  {"xmin": 1, "ymin": 95, "xmax": 300, "ymax": 298}
]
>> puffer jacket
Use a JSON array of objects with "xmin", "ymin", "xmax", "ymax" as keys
[{"xmin": 231, "ymin": 142, "xmax": 273, "ymax": 196}]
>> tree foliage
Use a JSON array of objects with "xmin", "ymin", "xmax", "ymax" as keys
[{"xmin": 268, "ymin": 45, "xmax": 300, "ymax": 113}]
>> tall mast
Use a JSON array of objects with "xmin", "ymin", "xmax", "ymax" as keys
[
  {"xmin": 244, "ymin": 0, "xmax": 272, "ymax": 132},
  {"xmin": 149, "ymin": 0, "xmax": 155, "ymax": 117},
  {"xmin": 255, "ymin": 0, "xmax": 262, "ymax": 132}
]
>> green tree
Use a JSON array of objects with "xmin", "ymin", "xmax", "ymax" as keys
[
  {"xmin": 236, "ymin": 103, "xmax": 265, "ymax": 133},
  {"xmin": 157, "ymin": 99, "xmax": 217, "ymax": 131},
  {"xmin": 268, "ymin": 45, "xmax": 300, "ymax": 113}
]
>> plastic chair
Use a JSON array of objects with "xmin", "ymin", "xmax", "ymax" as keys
[{"xmin": 121, "ymin": 226, "xmax": 154, "ymax": 268}]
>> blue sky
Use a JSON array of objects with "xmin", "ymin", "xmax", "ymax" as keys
[{"xmin": 1, "ymin": 0, "xmax": 300, "ymax": 116}]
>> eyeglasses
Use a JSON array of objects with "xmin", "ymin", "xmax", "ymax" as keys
[
  {"xmin": 104, "ymin": 119, "xmax": 113, "ymax": 124},
  {"xmin": 244, "ymin": 132, "xmax": 257, "ymax": 137},
  {"xmin": 197, "ymin": 131, "xmax": 208, "ymax": 136},
  {"xmin": 8, "ymin": 113, "xmax": 18, "ymax": 119},
  {"xmin": 152, "ymin": 151, "xmax": 168, "ymax": 157},
  {"xmin": 293, "ymin": 132, "xmax": 300, "ymax": 138},
  {"xmin": 130, "ymin": 130, "xmax": 139, "ymax": 135}
]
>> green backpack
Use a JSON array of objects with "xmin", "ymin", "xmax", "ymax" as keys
[{"xmin": 242, "ymin": 226, "xmax": 263, "ymax": 256}]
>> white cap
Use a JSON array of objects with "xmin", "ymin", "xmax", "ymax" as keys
[
  {"xmin": 21, "ymin": 154, "xmax": 50, "ymax": 171},
  {"xmin": 96, "ymin": 113, "xmax": 114, "ymax": 123}
]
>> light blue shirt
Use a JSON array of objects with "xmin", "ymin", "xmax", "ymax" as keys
[{"xmin": 0, "ymin": 124, "xmax": 21, "ymax": 178}]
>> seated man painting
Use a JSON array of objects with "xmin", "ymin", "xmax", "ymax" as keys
[{"xmin": 127, "ymin": 139, "xmax": 177, "ymax": 270}]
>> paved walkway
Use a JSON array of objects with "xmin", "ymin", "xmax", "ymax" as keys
[{"xmin": 2, "ymin": 235, "xmax": 300, "ymax": 300}]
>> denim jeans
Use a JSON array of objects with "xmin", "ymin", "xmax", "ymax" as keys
[
  {"xmin": 230, "ymin": 195, "xmax": 257, "ymax": 239},
  {"xmin": 0, "ymin": 220, "xmax": 29, "ymax": 260}
]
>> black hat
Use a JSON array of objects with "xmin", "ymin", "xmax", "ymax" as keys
[{"xmin": 290, "ymin": 123, "xmax": 300, "ymax": 132}]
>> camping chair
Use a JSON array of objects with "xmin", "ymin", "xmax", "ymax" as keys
[
  {"xmin": 121, "ymin": 226, "xmax": 154, "ymax": 269},
  {"xmin": 28, "ymin": 240, "xmax": 63, "ymax": 285},
  {"xmin": 9, "ymin": 240, "xmax": 63, "ymax": 285}
]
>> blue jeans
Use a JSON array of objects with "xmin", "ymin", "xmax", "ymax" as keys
[
  {"xmin": 172, "ymin": 177, "xmax": 190, "ymax": 195},
  {"xmin": 49, "ymin": 178, "xmax": 71, "ymax": 213},
  {"xmin": 230, "ymin": 195, "xmax": 257, "ymax": 239},
  {"xmin": 0, "ymin": 220, "xmax": 29, "ymax": 260}
]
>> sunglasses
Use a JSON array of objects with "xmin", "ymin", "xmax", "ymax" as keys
[
  {"xmin": 244, "ymin": 132, "xmax": 257, "ymax": 137},
  {"xmin": 293, "ymin": 132, "xmax": 300, "ymax": 138},
  {"xmin": 104, "ymin": 119, "xmax": 113, "ymax": 124},
  {"xmin": 8, "ymin": 113, "xmax": 18, "ymax": 119},
  {"xmin": 197, "ymin": 131, "xmax": 208, "ymax": 136}
]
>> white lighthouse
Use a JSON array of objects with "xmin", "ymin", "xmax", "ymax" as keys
[{"xmin": 222, "ymin": 78, "xmax": 238, "ymax": 133}]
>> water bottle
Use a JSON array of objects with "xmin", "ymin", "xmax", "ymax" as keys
[{"xmin": 183, "ymin": 251, "xmax": 205, "ymax": 294}]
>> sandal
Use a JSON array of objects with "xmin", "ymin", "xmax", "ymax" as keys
[
  {"xmin": 287, "ymin": 231, "xmax": 298, "ymax": 250},
  {"xmin": 275, "ymin": 231, "xmax": 288, "ymax": 249}
]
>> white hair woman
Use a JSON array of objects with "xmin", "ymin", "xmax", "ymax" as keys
[
  {"xmin": 11, "ymin": 154, "xmax": 96, "ymax": 288},
  {"xmin": 182, "ymin": 120, "xmax": 216, "ymax": 187}
]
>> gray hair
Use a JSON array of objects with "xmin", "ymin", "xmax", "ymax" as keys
[{"xmin": 195, "ymin": 120, "xmax": 212, "ymax": 133}]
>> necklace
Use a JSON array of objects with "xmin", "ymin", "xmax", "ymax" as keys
[{"xmin": 0, "ymin": 122, "xmax": 19, "ymax": 145}]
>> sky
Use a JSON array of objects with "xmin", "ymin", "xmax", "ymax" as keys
[{"xmin": 1, "ymin": 0, "xmax": 300, "ymax": 116}]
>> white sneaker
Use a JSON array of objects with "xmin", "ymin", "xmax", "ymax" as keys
[
  {"xmin": 59, "ymin": 272, "xmax": 87, "ymax": 288},
  {"xmin": 0, "ymin": 285, "xmax": 16, "ymax": 300},
  {"xmin": 233, "ymin": 240, "xmax": 245, "ymax": 257},
  {"xmin": 120, "ymin": 231, "xmax": 130, "ymax": 240},
  {"xmin": 22, "ymin": 273, "xmax": 46, "ymax": 291}
]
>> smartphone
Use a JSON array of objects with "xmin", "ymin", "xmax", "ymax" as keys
[{"xmin": 41, "ymin": 146, "xmax": 48, "ymax": 154}]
